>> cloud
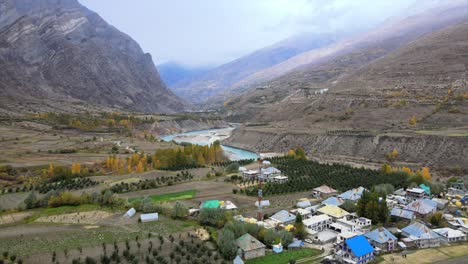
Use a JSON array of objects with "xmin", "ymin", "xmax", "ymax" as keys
[{"xmin": 78, "ymin": 0, "xmax": 428, "ymax": 66}]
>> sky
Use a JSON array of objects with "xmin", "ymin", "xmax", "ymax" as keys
[{"xmin": 78, "ymin": 0, "xmax": 437, "ymax": 67}]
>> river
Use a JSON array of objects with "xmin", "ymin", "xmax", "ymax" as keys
[{"xmin": 161, "ymin": 127, "xmax": 259, "ymax": 161}]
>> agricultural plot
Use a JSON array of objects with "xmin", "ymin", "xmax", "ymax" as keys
[
  {"xmin": 128, "ymin": 190, "xmax": 197, "ymax": 203},
  {"xmin": 246, "ymin": 248, "xmax": 322, "ymax": 264},
  {"xmin": 382, "ymin": 243, "xmax": 468, "ymax": 264},
  {"xmin": 244, "ymin": 157, "xmax": 409, "ymax": 196}
]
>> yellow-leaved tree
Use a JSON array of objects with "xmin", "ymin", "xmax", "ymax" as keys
[
  {"xmin": 381, "ymin": 164, "xmax": 392, "ymax": 174},
  {"xmin": 419, "ymin": 167, "xmax": 431, "ymax": 181},
  {"xmin": 136, "ymin": 160, "xmax": 144, "ymax": 173},
  {"xmin": 71, "ymin": 163, "xmax": 81, "ymax": 175},
  {"xmin": 48, "ymin": 163, "xmax": 54, "ymax": 177},
  {"xmin": 401, "ymin": 166, "xmax": 413, "ymax": 176},
  {"xmin": 408, "ymin": 116, "xmax": 417, "ymax": 126}
]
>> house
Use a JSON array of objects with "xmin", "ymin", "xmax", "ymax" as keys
[
  {"xmin": 365, "ymin": 227, "xmax": 397, "ymax": 252},
  {"xmin": 390, "ymin": 208, "xmax": 415, "ymax": 221},
  {"xmin": 432, "ymin": 228, "xmax": 467, "ymax": 243},
  {"xmin": 236, "ymin": 233, "xmax": 266, "ymax": 260},
  {"xmin": 312, "ymin": 185, "xmax": 337, "ymax": 198},
  {"xmin": 271, "ymin": 175, "xmax": 288, "ymax": 183},
  {"xmin": 140, "ymin": 213, "xmax": 158, "ymax": 222},
  {"xmin": 288, "ymin": 239, "xmax": 304, "ymax": 250},
  {"xmin": 404, "ymin": 199, "xmax": 437, "ymax": 216},
  {"xmin": 394, "ymin": 188, "xmax": 406, "ymax": 196},
  {"xmin": 291, "ymin": 208, "xmax": 312, "ymax": 219},
  {"xmin": 338, "ymin": 187, "xmax": 366, "ymax": 201},
  {"xmin": 406, "ymin": 188, "xmax": 427, "ymax": 202},
  {"xmin": 317, "ymin": 205, "xmax": 350, "ymax": 219},
  {"xmin": 296, "ymin": 199, "xmax": 312, "ymax": 208},
  {"xmin": 259, "ymin": 167, "xmax": 282, "ymax": 181},
  {"xmin": 303, "ymin": 214, "xmax": 332, "ymax": 232},
  {"xmin": 401, "ymin": 221, "xmax": 442, "ymax": 248},
  {"xmin": 233, "ymin": 255, "xmax": 244, "ymax": 264},
  {"xmin": 353, "ymin": 217, "xmax": 372, "ymax": 229},
  {"xmin": 242, "ymin": 170, "xmax": 259, "ymax": 180},
  {"xmin": 123, "ymin": 208, "xmax": 136, "ymax": 218},
  {"xmin": 270, "ymin": 210, "xmax": 296, "ymax": 225},
  {"xmin": 432, "ymin": 198, "xmax": 449, "ymax": 210},
  {"xmin": 321, "ymin": 196, "xmax": 345, "ymax": 207},
  {"xmin": 335, "ymin": 235, "xmax": 375, "ymax": 264},
  {"xmin": 447, "ymin": 182, "xmax": 466, "ymax": 196},
  {"xmin": 336, "ymin": 231, "xmax": 359, "ymax": 244},
  {"xmin": 313, "ymin": 229, "xmax": 338, "ymax": 244},
  {"xmin": 330, "ymin": 217, "xmax": 359, "ymax": 233}
]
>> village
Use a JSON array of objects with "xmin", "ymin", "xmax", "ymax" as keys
[{"xmin": 116, "ymin": 159, "xmax": 468, "ymax": 264}]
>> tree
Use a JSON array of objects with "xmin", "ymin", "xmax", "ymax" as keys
[
  {"xmin": 386, "ymin": 149, "xmax": 398, "ymax": 161},
  {"xmin": 171, "ymin": 202, "xmax": 188, "ymax": 219},
  {"xmin": 381, "ymin": 164, "xmax": 392, "ymax": 174},
  {"xmin": 340, "ymin": 200, "xmax": 356, "ymax": 213},
  {"xmin": 24, "ymin": 191, "xmax": 38, "ymax": 209},
  {"xmin": 48, "ymin": 163, "xmax": 54, "ymax": 177},
  {"xmin": 217, "ymin": 229, "xmax": 237, "ymax": 260},
  {"xmin": 401, "ymin": 167, "xmax": 413, "ymax": 176},
  {"xmin": 428, "ymin": 212, "xmax": 445, "ymax": 228},
  {"xmin": 294, "ymin": 214, "xmax": 307, "ymax": 240},
  {"xmin": 408, "ymin": 115, "xmax": 417, "ymax": 125},
  {"xmin": 71, "ymin": 163, "xmax": 81, "ymax": 175},
  {"xmin": 295, "ymin": 147, "xmax": 306, "ymax": 160},
  {"xmin": 136, "ymin": 160, "xmax": 144, "ymax": 173},
  {"xmin": 419, "ymin": 167, "xmax": 431, "ymax": 181},
  {"xmin": 225, "ymin": 163, "xmax": 240, "ymax": 173}
]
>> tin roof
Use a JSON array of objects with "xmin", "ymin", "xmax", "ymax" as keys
[
  {"xmin": 321, "ymin": 196, "xmax": 345, "ymax": 206},
  {"xmin": 236, "ymin": 233, "xmax": 265, "ymax": 251},
  {"xmin": 402, "ymin": 221, "xmax": 441, "ymax": 239},
  {"xmin": 270, "ymin": 210, "xmax": 296, "ymax": 223},
  {"xmin": 317, "ymin": 205, "xmax": 349, "ymax": 218},
  {"xmin": 345, "ymin": 235, "xmax": 374, "ymax": 257},
  {"xmin": 313, "ymin": 185, "xmax": 337, "ymax": 194},
  {"xmin": 365, "ymin": 227, "xmax": 397, "ymax": 243},
  {"xmin": 201, "ymin": 200, "xmax": 220, "ymax": 209},
  {"xmin": 404, "ymin": 199, "xmax": 437, "ymax": 215},
  {"xmin": 390, "ymin": 208, "xmax": 415, "ymax": 220},
  {"xmin": 338, "ymin": 187, "xmax": 366, "ymax": 201}
]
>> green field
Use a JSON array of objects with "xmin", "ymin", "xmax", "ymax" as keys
[
  {"xmin": 246, "ymin": 248, "xmax": 322, "ymax": 264},
  {"xmin": 128, "ymin": 190, "xmax": 197, "ymax": 203}
]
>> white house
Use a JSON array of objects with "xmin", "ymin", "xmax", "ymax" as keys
[
  {"xmin": 353, "ymin": 217, "xmax": 372, "ymax": 229},
  {"xmin": 433, "ymin": 228, "xmax": 467, "ymax": 243},
  {"xmin": 303, "ymin": 214, "xmax": 332, "ymax": 233}
]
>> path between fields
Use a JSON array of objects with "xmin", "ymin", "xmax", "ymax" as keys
[{"xmin": 296, "ymin": 250, "xmax": 330, "ymax": 263}]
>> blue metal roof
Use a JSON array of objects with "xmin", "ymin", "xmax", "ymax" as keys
[
  {"xmin": 270, "ymin": 210, "xmax": 296, "ymax": 223},
  {"xmin": 402, "ymin": 222, "xmax": 441, "ymax": 239},
  {"xmin": 390, "ymin": 208, "xmax": 415, "ymax": 220},
  {"xmin": 345, "ymin": 235, "xmax": 374, "ymax": 258},
  {"xmin": 365, "ymin": 228, "xmax": 397, "ymax": 243},
  {"xmin": 338, "ymin": 187, "xmax": 365, "ymax": 201},
  {"xmin": 321, "ymin": 197, "xmax": 345, "ymax": 206},
  {"xmin": 288, "ymin": 239, "xmax": 304, "ymax": 248}
]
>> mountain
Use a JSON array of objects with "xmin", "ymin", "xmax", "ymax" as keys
[
  {"xmin": 222, "ymin": 2, "xmax": 468, "ymax": 173},
  {"xmin": 0, "ymin": 0, "xmax": 186, "ymax": 115},
  {"xmin": 171, "ymin": 32, "xmax": 345, "ymax": 104},
  {"xmin": 157, "ymin": 62, "xmax": 212, "ymax": 87}
]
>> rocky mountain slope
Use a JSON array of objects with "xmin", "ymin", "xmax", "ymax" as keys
[
  {"xmin": 0, "ymin": 0, "xmax": 186, "ymax": 114},
  {"xmin": 171, "ymin": 32, "xmax": 345, "ymax": 104},
  {"xmin": 222, "ymin": 3, "xmax": 468, "ymax": 174}
]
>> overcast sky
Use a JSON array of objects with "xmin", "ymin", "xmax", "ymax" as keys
[{"xmin": 78, "ymin": 0, "xmax": 438, "ymax": 67}]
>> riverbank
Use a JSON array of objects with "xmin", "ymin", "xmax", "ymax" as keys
[{"xmin": 160, "ymin": 127, "xmax": 259, "ymax": 161}]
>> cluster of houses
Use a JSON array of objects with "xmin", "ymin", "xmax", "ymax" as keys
[
  {"xmin": 239, "ymin": 160, "xmax": 289, "ymax": 183},
  {"xmin": 232, "ymin": 181, "xmax": 468, "ymax": 263}
]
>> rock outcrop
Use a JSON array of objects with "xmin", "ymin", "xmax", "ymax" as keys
[{"xmin": 0, "ymin": 0, "xmax": 186, "ymax": 113}]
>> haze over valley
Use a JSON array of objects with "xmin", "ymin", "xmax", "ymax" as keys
[{"xmin": 0, "ymin": 1, "xmax": 467, "ymax": 263}]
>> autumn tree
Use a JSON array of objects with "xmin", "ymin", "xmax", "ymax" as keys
[
  {"xmin": 136, "ymin": 160, "xmax": 144, "ymax": 173},
  {"xmin": 418, "ymin": 167, "xmax": 431, "ymax": 181},
  {"xmin": 381, "ymin": 164, "xmax": 392, "ymax": 174},
  {"xmin": 386, "ymin": 148, "xmax": 398, "ymax": 161},
  {"xmin": 401, "ymin": 166, "xmax": 413, "ymax": 176},
  {"xmin": 71, "ymin": 163, "xmax": 81, "ymax": 175},
  {"xmin": 48, "ymin": 163, "xmax": 54, "ymax": 177}
]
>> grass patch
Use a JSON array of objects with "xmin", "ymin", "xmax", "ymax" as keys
[
  {"xmin": 128, "ymin": 190, "xmax": 197, "ymax": 203},
  {"xmin": 246, "ymin": 248, "xmax": 322, "ymax": 264}
]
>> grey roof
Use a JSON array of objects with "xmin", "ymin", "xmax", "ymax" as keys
[
  {"xmin": 236, "ymin": 233, "xmax": 265, "ymax": 251},
  {"xmin": 338, "ymin": 187, "xmax": 366, "ymax": 201},
  {"xmin": 270, "ymin": 210, "xmax": 296, "ymax": 223},
  {"xmin": 365, "ymin": 227, "xmax": 397, "ymax": 243},
  {"xmin": 404, "ymin": 199, "xmax": 437, "ymax": 215},
  {"xmin": 321, "ymin": 196, "xmax": 345, "ymax": 206},
  {"xmin": 402, "ymin": 222, "xmax": 441, "ymax": 240},
  {"xmin": 390, "ymin": 208, "xmax": 415, "ymax": 220}
]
